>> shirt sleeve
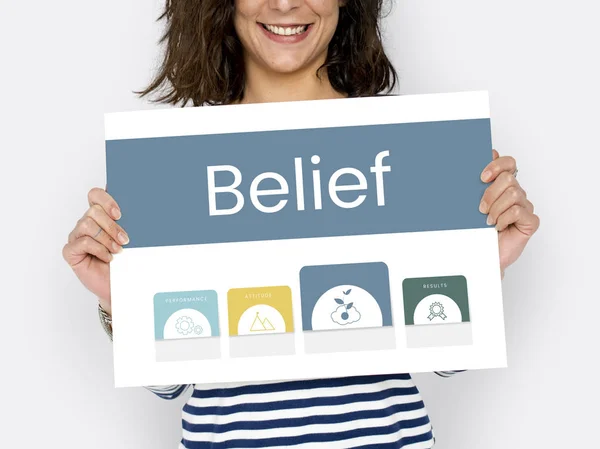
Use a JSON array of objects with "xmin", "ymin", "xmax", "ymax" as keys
[
  {"xmin": 434, "ymin": 370, "xmax": 467, "ymax": 377},
  {"xmin": 144, "ymin": 384, "xmax": 192, "ymax": 400}
]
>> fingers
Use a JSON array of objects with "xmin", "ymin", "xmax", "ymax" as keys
[
  {"xmin": 68, "ymin": 214, "xmax": 124, "ymax": 253},
  {"xmin": 67, "ymin": 187, "xmax": 129, "ymax": 257},
  {"xmin": 479, "ymin": 171, "xmax": 520, "ymax": 215},
  {"xmin": 485, "ymin": 185, "xmax": 530, "ymax": 226},
  {"xmin": 495, "ymin": 205, "xmax": 540, "ymax": 235},
  {"xmin": 492, "ymin": 149, "xmax": 499, "ymax": 161},
  {"xmin": 63, "ymin": 186, "xmax": 128, "ymax": 271},
  {"xmin": 84, "ymin": 187, "xmax": 129, "ymax": 245},
  {"xmin": 481, "ymin": 154, "xmax": 517, "ymax": 183},
  {"xmin": 63, "ymin": 236, "xmax": 113, "ymax": 265},
  {"xmin": 88, "ymin": 187, "xmax": 121, "ymax": 221},
  {"xmin": 84, "ymin": 204, "xmax": 128, "ymax": 245}
]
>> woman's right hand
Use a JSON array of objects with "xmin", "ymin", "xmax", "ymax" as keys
[{"xmin": 62, "ymin": 187, "xmax": 129, "ymax": 317}]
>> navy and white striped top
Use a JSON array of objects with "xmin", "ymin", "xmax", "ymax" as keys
[{"xmin": 146, "ymin": 370, "xmax": 463, "ymax": 448}]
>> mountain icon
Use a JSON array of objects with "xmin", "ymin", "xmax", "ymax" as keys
[{"xmin": 250, "ymin": 312, "xmax": 276, "ymax": 332}]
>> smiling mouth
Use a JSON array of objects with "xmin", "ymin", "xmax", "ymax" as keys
[{"xmin": 260, "ymin": 23, "xmax": 310, "ymax": 36}]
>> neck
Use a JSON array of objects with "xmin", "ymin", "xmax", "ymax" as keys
[{"xmin": 240, "ymin": 56, "xmax": 346, "ymax": 104}]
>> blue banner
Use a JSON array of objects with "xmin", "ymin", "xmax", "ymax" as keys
[{"xmin": 106, "ymin": 119, "xmax": 492, "ymax": 249}]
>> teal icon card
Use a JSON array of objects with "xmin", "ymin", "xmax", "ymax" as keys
[
  {"xmin": 402, "ymin": 275, "xmax": 470, "ymax": 326},
  {"xmin": 153, "ymin": 290, "xmax": 220, "ymax": 340}
]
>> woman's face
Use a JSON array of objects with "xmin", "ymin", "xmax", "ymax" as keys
[{"xmin": 234, "ymin": 0, "xmax": 342, "ymax": 74}]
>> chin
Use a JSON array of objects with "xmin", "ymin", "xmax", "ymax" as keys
[
  {"xmin": 268, "ymin": 63, "xmax": 305, "ymax": 74},
  {"xmin": 262, "ymin": 56, "xmax": 314, "ymax": 74}
]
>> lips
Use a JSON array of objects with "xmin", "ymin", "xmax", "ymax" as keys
[
  {"xmin": 261, "ymin": 23, "xmax": 309, "ymax": 36},
  {"xmin": 258, "ymin": 22, "xmax": 313, "ymax": 44}
]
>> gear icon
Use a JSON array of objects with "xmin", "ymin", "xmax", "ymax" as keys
[
  {"xmin": 428, "ymin": 302, "xmax": 447, "ymax": 321},
  {"xmin": 194, "ymin": 325, "xmax": 203, "ymax": 335},
  {"xmin": 176, "ymin": 316, "xmax": 194, "ymax": 335}
]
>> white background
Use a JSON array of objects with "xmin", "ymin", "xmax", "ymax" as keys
[{"xmin": 0, "ymin": 0, "xmax": 597, "ymax": 448}]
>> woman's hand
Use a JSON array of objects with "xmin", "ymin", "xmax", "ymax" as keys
[
  {"xmin": 479, "ymin": 150, "xmax": 540, "ymax": 278},
  {"xmin": 62, "ymin": 187, "xmax": 129, "ymax": 316}
]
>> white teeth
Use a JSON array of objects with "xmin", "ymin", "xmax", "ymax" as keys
[{"xmin": 265, "ymin": 24, "xmax": 307, "ymax": 36}]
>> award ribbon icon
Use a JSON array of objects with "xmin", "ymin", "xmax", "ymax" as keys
[{"xmin": 427, "ymin": 302, "xmax": 447, "ymax": 321}]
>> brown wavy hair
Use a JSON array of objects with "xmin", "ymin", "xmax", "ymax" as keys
[{"xmin": 135, "ymin": 0, "xmax": 397, "ymax": 106}]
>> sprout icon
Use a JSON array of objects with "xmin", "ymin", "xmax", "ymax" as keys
[{"xmin": 331, "ymin": 288, "xmax": 361, "ymax": 325}]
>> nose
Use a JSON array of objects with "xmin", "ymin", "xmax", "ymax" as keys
[{"xmin": 268, "ymin": 0, "xmax": 302, "ymax": 13}]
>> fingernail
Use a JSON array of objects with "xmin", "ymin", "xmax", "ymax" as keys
[
  {"xmin": 481, "ymin": 170, "xmax": 491, "ymax": 182},
  {"xmin": 109, "ymin": 253, "xmax": 114, "ymax": 261},
  {"xmin": 487, "ymin": 216, "xmax": 495, "ymax": 226},
  {"xmin": 112, "ymin": 208, "xmax": 121, "ymax": 220},
  {"xmin": 118, "ymin": 232, "xmax": 129, "ymax": 244},
  {"xmin": 479, "ymin": 201, "xmax": 487, "ymax": 213},
  {"xmin": 112, "ymin": 242, "xmax": 122, "ymax": 253}
]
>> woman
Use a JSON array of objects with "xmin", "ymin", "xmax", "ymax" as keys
[{"xmin": 63, "ymin": 1, "xmax": 540, "ymax": 447}]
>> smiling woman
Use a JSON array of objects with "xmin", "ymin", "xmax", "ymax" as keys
[
  {"xmin": 63, "ymin": 0, "xmax": 539, "ymax": 448},
  {"xmin": 136, "ymin": 0, "xmax": 397, "ymax": 105},
  {"xmin": 107, "ymin": 2, "xmax": 458, "ymax": 449}
]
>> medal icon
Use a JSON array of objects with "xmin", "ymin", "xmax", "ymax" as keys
[{"xmin": 427, "ymin": 301, "xmax": 447, "ymax": 321}]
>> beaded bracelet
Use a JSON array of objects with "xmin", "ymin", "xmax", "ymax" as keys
[{"xmin": 98, "ymin": 304, "xmax": 113, "ymax": 341}]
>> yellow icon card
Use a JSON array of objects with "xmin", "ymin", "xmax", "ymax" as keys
[{"xmin": 227, "ymin": 286, "xmax": 294, "ymax": 336}]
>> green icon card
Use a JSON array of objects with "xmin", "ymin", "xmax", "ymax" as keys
[{"xmin": 402, "ymin": 275, "xmax": 473, "ymax": 348}]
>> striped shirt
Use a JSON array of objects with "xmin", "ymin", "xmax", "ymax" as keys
[{"xmin": 146, "ymin": 371, "xmax": 463, "ymax": 448}]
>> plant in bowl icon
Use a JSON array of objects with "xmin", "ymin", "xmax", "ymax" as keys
[{"xmin": 331, "ymin": 288, "xmax": 361, "ymax": 325}]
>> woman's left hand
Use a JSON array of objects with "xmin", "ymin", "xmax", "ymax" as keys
[{"xmin": 479, "ymin": 150, "xmax": 540, "ymax": 278}]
